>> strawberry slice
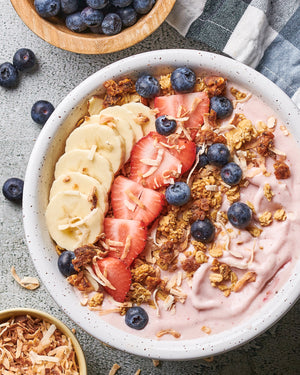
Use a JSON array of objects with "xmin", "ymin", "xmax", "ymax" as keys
[
  {"xmin": 151, "ymin": 132, "xmax": 196, "ymax": 173},
  {"xmin": 104, "ymin": 218, "xmax": 147, "ymax": 266},
  {"xmin": 154, "ymin": 92, "xmax": 210, "ymax": 139},
  {"xmin": 94, "ymin": 257, "xmax": 131, "ymax": 303},
  {"xmin": 111, "ymin": 176, "xmax": 164, "ymax": 225},
  {"xmin": 129, "ymin": 133, "xmax": 182, "ymax": 189}
]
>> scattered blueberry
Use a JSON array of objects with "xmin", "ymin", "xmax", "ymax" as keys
[
  {"xmin": 191, "ymin": 218, "xmax": 215, "ymax": 243},
  {"xmin": 165, "ymin": 182, "xmax": 191, "ymax": 206},
  {"xmin": 81, "ymin": 7, "xmax": 104, "ymax": 27},
  {"xmin": 58, "ymin": 251, "xmax": 77, "ymax": 277},
  {"xmin": 125, "ymin": 306, "xmax": 149, "ymax": 330},
  {"xmin": 13, "ymin": 48, "xmax": 36, "ymax": 72},
  {"xmin": 101, "ymin": 13, "xmax": 122, "ymax": 35},
  {"xmin": 227, "ymin": 202, "xmax": 252, "ymax": 229},
  {"xmin": 66, "ymin": 12, "xmax": 88, "ymax": 32},
  {"xmin": 0, "ymin": 62, "xmax": 19, "ymax": 88},
  {"xmin": 61, "ymin": 0, "xmax": 79, "ymax": 14},
  {"xmin": 171, "ymin": 67, "xmax": 196, "ymax": 93},
  {"xmin": 133, "ymin": 0, "xmax": 155, "ymax": 14},
  {"xmin": 116, "ymin": 6, "xmax": 137, "ymax": 27},
  {"xmin": 112, "ymin": 0, "xmax": 132, "ymax": 7},
  {"xmin": 87, "ymin": 0, "xmax": 109, "ymax": 9},
  {"xmin": 210, "ymin": 96, "xmax": 233, "ymax": 119},
  {"xmin": 196, "ymin": 146, "xmax": 209, "ymax": 169},
  {"xmin": 207, "ymin": 143, "xmax": 230, "ymax": 167},
  {"xmin": 155, "ymin": 115, "xmax": 177, "ymax": 136},
  {"xmin": 34, "ymin": 0, "xmax": 61, "ymax": 17},
  {"xmin": 135, "ymin": 74, "xmax": 160, "ymax": 99},
  {"xmin": 221, "ymin": 162, "xmax": 242, "ymax": 186},
  {"xmin": 2, "ymin": 178, "xmax": 24, "ymax": 203},
  {"xmin": 31, "ymin": 100, "xmax": 55, "ymax": 125}
]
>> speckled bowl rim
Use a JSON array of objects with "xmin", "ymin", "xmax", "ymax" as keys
[
  {"xmin": 0, "ymin": 308, "xmax": 87, "ymax": 374},
  {"xmin": 23, "ymin": 49, "xmax": 300, "ymax": 360}
]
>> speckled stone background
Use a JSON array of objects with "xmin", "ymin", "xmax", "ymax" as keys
[{"xmin": 0, "ymin": 2, "xmax": 299, "ymax": 375}]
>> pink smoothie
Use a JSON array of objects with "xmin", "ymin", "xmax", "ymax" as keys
[{"xmin": 79, "ymin": 84, "xmax": 300, "ymax": 340}]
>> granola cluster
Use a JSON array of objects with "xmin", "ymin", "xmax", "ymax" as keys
[{"xmin": 63, "ymin": 73, "xmax": 291, "ymax": 335}]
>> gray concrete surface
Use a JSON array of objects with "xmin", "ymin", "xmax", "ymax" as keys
[{"xmin": 0, "ymin": 2, "xmax": 299, "ymax": 374}]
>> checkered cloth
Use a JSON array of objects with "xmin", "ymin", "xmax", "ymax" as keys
[{"xmin": 167, "ymin": 0, "xmax": 300, "ymax": 108}]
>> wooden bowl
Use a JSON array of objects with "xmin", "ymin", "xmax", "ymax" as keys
[
  {"xmin": 10, "ymin": 0, "xmax": 176, "ymax": 54},
  {"xmin": 0, "ymin": 308, "xmax": 87, "ymax": 374}
]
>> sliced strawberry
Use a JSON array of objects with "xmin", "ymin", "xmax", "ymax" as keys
[
  {"xmin": 129, "ymin": 133, "xmax": 182, "ymax": 189},
  {"xmin": 104, "ymin": 218, "xmax": 147, "ymax": 266},
  {"xmin": 94, "ymin": 257, "xmax": 131, "ymax": 303},
  {"xmin": 151, "ymin": 132, "xmax": 196, "ymax": 173},
  {"xmin": 154, "ymin": 92, "xmax": 210, "ymax": 139},
  {"xmin": 111, "ymin": 176, "xmax": 164, "ymax": 225}
]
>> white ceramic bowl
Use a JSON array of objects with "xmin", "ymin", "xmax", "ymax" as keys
[{"xmin": 23, "ymin": 49, "xmax": 300, "ymax": 360}]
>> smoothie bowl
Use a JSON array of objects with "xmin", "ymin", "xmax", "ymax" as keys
[{"xmin": 23, "ymin": 49, "xmax": 300, "ymax": 360}]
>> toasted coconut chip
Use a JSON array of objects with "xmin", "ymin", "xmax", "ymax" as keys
[
  {"xmin": 232, "ymin": 92, "xmax": 252, "ymax": 108},
  {"xmin": 205, "ymin": 184, "xmax": 218, "ymax": 191},
  {"xmin": 267, "ymin": 116, "xmax": 277, "ymax": 129},
  {"xmin": 156, "ymin": 329, "xmax": 181, "ymax": 339},
  {"xmin": 11, "ymin": 266, "xmax": 40, "ymax": 290},
  {"xmin": 36, "ymin": 324, "xmax": 57, "ymax": 353},
  {"xmin": 125, "ymin": 190, "xmax": 145, "ymax": 209},
  {"xmin": 163, "ymin": 295, "xmax": 175, "ymax": 311},
  {"xmin": 153, "ymin": 288, "xmax": 160, "ymax": 316},
  {"xmin": 106, "ymin": 239, "xmax": 124, "ymax": 247},
  {"xmin": 152, "ymin": 359, "xmax": 160, "ymax": 367},
  {"xmin": 124, "ymin": 199, "xmax": 136, "ymax": 212},
  {"xmin": 141, "ymin": 148, "xmax": 164, "ymax": 166},
  {"xmin": 201, "ymin": 326, "xmax": 212, "ymax": 334},
  {"xmin": 83, "ymin": 270, "xmax": 99, "ymax": 291},
  {"xmin": 121, "ymin": 236, "xmax": 131, "ymax": 260},
  {"xmin": 186, "ymin": 144, "xmax": 205, "ymax": 186},
  {"xmin": 87, "ymin": 144, "xmax": 97, "ymax": 161},
  {"xmin": 58, "ymin": 207, "xmax": 99, "ymax": 230},
  {"xmin": 233, "ymin": 271, "xmax": 257, "ymax": 292},
  {"xmin": 269, "ymin": 147, "xmax": 286, "ymax": 156},
  {"xmin": 109, "ymin": 363, "xmax": 121, "ymax": 375},
  {"xmin": 89, "ymin": 261, "xmax": 116, "ymax": 290}
]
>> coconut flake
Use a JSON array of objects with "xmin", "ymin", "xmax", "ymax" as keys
[{"xmin": 87, "ymin": 144, "xmax": 97, "ymax": 160}]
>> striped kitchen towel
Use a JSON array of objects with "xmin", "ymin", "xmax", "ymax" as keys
[{"xmin": 167, "ymin": 0, "xmax": 300, "ymax": 108}]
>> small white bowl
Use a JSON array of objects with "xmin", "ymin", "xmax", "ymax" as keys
[{"xmin": 23, "ymin": 49, "xmax": 300, "ymax": 360}]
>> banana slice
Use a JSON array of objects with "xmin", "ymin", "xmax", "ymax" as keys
[
  {"xmin": 87, "ymin": 96, "xmax": 104, "ymax": 116},
  {"xmin": 97, "ymin": 106, "xmax": 135, "ymax": 162},
  {"xmin": 54, "ymin": 149, "xmax": 114, "ymax": 192},
  {"xmin": 122, "ymin": 102, "xmax": 156, "ymax": 135},
  {"xmin": 49, "ymin": 172, "xmax": 108, "ymax": 214},
  {"xmin": 65, "ymin": 123, "xmax": 125, "ymax": 173},
  {"xmin": 45, "ymin": 191, "xmax": 104, "ymax": 251}
]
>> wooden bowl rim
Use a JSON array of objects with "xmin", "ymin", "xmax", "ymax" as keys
[{"xmin": 10, "ymin": 0, "xmax": 176, "ymax": 54}]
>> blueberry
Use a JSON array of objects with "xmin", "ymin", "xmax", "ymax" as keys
[
  {"xmin": 89, "ymin": 25, "xmax": 103, "ymax": 33},
  {"xmin": 207, "ymin": 143, "xmax": 230, "ymax": 167},
  {"xmin": 155, "ymin": 115, "xmax": 177, "ymax": 136},
  {"xmin": 135, "ymin": 74, "xmax": 160, "ymax": 99},
  {"xmin": 227, "ymin": 202, "xmax": 252, "ymax": 229},
  {"xmin": 133, "ymin": 0, "xmax": 155, "ymax": 14},
  {"xmin": 0, "ymin": 62, "xmax": 19, "ymax": 88},
  {"xmin": 81, "ymin": 7, "xmax": 104, "ymax": 27},
  {"xmin": 116, "ymin": 6, "xmax": 137, "ymax": 27},
  {"xmin": 58, "ymin": 251, "xmax": 77, "ymax": 277},
  {"xmin": 165, "ymin": 182, "xmax": 191, "ymax": 206},
  {"xmin": 2, "ymin": 178, "xmax": 24, "ymax": 203},
  {"xmin": 66, "ymin": 12, "xmax": 88, "ymax": 32},
  {"xmin": 13, "ymin": 48, "xmax": 36, "ymax": 72},
  {"xmin": 112, "ymin": 0, "xmax": 132, "ymax": 7},
  {"xmin": 210, "ymin": 96, "xmax": 233, "ymax": 119},
  {"xmin": 196, "ymin": 146, "xmax": 209, "ymax": 169},
  {"xmin": 87, "ymin": 0, "xmax": 108, "ymax": 9},
  {"xmin": 191, "ymin": 218, "xmax": 215, "ymax": 243},
  {"xmin": 101, "ymin": 13, "xmax": 122, "ymax": 35},
  {"xmin": 61, "ymin": 0, "xmax": 79, "ymax": 14},
  {"xmin": 31, "ymin": 100, "xmax": 55, "ymax": 125},
  {"xmin": 34, "ymin": 0, "xmax": 61, "ymax": 17},
  {"xmin": 171, "ymin": 67, "xmax": 196, "ymax": 93},
  {"xmin": 221, "ymin": 162, "xmax": 242, "ymax": 186},
  {"xmin": 125, "ymin": 306, "xmax": 149, "ymax": 330}
]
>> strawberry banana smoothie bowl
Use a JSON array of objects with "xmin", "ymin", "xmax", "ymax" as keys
[{"xmin": 45, "ymin": 66, "xmax": 300, "ymax": 340}]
